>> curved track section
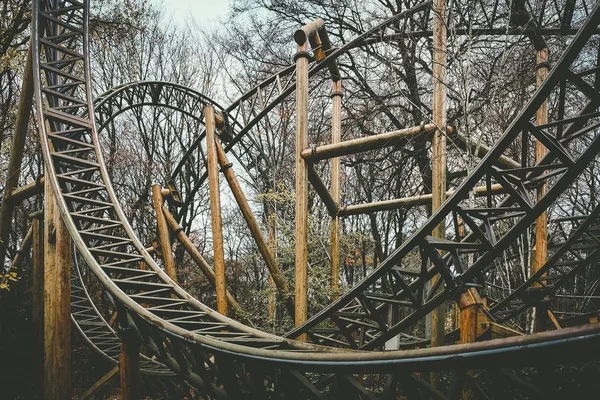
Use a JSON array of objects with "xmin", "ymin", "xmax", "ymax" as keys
[
  {"xmin": 92, "ymin": 81, "xmax": 242, "ymax": 228},
  {"xmin": 71, "ymin": 250, "xmax": 172, "ymax": 375},
  {"xmin": 287, "ymin": 11, "xmax": 600, "ymax": 345},
  {"xmin": 32, "ymin": 0, "xmax": 600, "ymax": 398}
]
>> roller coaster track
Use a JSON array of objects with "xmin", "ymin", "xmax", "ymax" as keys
[
  {"xmin": 71, "ymin": 251, "xmax": 171, "ymax": 375},
  {"xmin": 32, "ymin": 0, "xmax": 600, "ymax": 398}
]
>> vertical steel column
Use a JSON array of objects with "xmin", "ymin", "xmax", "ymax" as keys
[
  {"xmin": 205, "ymin": 105, "xmax": 228, "ymax": 316},
  {"xmin": 330, "ymin": 80, "xmax": 343, "ymax": 297},
  {"xmin": 295, "ymin": 42, "xmax": 310, "ymax": 340}
]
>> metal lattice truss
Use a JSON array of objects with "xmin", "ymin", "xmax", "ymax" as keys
[{"xmin": 31, "ymin": 0, "xmax": 600, "ymax": 398}]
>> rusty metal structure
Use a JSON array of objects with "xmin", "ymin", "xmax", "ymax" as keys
[{"xmin": 2, "ymin": 0, "xmax": 599, "ymax": 398}]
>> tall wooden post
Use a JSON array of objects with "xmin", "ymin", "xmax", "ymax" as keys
[
  {"xmin": 330, "ymin": 80, "xmax": 343, "ymax": 297},
  {"xmin": 268, "ymin": 211, "xmax": 277, "ymax": 319},
  {"xmin": 151, "ymin": 184, "xmax": 177, "ymax": 282},
  {"xmin": 533, "ymin": 47, "xmax": 549, "ymax": 333},
  {"xmin": 0, "ymin": 44, "xmax": 33, "ymax": 266},
  {"xmin": 43, "ymin": 179, "xmax": 71, "ymax": 399},
  {"xmin": 31, "ymin": 213, "xmax": 44, "ymax": 399},
  {"xmin": 120, "ymin": 332, "xmax": 141, "ymax": 400},
  {"xmin": 214, "ymin": 139, "xmax": 294, "ymax": 318},
  {"xmin": 205, "ymin": 105, "xmax": 227, "ymax": 316},
  {"xmin": 161, "ymin": 205, "xmax": 244, "ymax": 314},
  {"xmin": 294, "ymin": 42, "xmax": 310, "ymax": 340},
  {"xmin": 430, "ymin": 0, "xmax": 447, "ymax": 351}
]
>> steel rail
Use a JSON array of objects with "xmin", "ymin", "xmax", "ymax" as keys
[
  {"xmin": 31, "ymin": 0, "xmax": 600, "ymax": 397},
  {"xmin": 285, "ymin": 3, "xmax": 600, "ymax": 348},
  {"xmin": 70, "ymin": 246, "xmax": 173, "ymax": 375}
]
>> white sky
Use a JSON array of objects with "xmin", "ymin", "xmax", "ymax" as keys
[{"xmin": 151, "ymin": 0, "xmax": 231, "ymax": 27}]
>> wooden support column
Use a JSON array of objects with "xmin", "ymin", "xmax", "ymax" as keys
[
  {"xmin": 120, "ymin": 332, "xmax": 141, "ymax": 400},
  {"xmin": 0, "ymin": 225, "xmax": 33, "ymax": 286},
  {"xmin": 268, "ymin": 212, "xmax": 277, "ymax": 320},
  {"xmin": 0, "ymin": 44, "xmax": 33, "ymax": 266},
  {"xmin": 31, "ymin": 213, "xmax": 43, "ymax": 399},
  {"xmin": 330, "ymin": 80, "xmax": 342, "ymax": 297},
  {"xmin": 214, "ymin": 139, "xmax": 294, "ymax": 318},
  {"xmin": 43, "ymin": 179, "xmax": 71, "ymax": 400},
  {"xmin": 162, "ymin": 205, "xmax": 243, "ymax": 314},
  {"xmin": 151, "ymin": 184, "xmax": 177, "ymax": 282},
  {"xmin": 205, "ymin": 105, "xmax": 227, "ymax": 316},
  {"xmin": 457, "ymin": 287, "xmax": 489, "ymax": 400},
  {"xmin": 533, "ymin": 47, "xmax": 549, "ymax": 333},
  {"xmin": 430, "ymin": 0, "xmax": 447, "ymax": 353},
  {"xmin": 294, "ymin": 41, "xmax": 310, "ymax": 340}
]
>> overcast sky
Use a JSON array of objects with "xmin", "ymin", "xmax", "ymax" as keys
[{"xmin": 151, "ymin": 0, "xmax": 231, "ymax": 27}]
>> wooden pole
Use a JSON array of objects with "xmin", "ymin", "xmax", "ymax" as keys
[
  {"xmin": 533, "ymin": 47, "xmax": 549, "ymax": 333},
  {"xmin": 330, "ymin": 80, "xmax": 342, "ymax": 296},
  {"xmin": 301, "ymin": 123, "xmax": 447, "ymax": 161},
  {"xmin": 430, "ymin": 0, "xmax": 447, "ymax": 356},
  {"xmin": 78, "ymin": 365, "xmax": 119, "ymax": 400},
  {"xmin": 300, "ymin": 126, "xmax": 520, "ymax": 169},
  {"xmin": 214, "ymin": 139, "xmax": 294, "ymax": 318},
  {"xmin": 6, "ymin": 175, "xmax": 44, "ymax": 204},
  {"xmin": 151, "ymin": 184, "xmax": 178, "ymax": 283},
  {"xmin": 339, "ymin": 184, "xmax": 505, "ymax": 216},
  {"xmin": 459, "ymin": 303, "xmax": 479, "ymax": 400},
  {"xmin": 43, "ymin": 179, "xmax": 71, "ymax": 400},
  {"xmin": 120, "ymin": 333, "xmax": 141, "ymax": 400},
  {"xmin": 205, "ymin": 105, "xmax": 228, "ymax": 316},
  {"xmin": 268, "ymin": 211, "xmax": 277, "ymax": 320},
  {"xmin": 0, "ymin": 43, "xmax": 33, "ymax": 266},
  {"xmin": 161, "ymin": 205, "xmax": 243, "ymax": 314},
  {"xmin": 295, "ymin": 42, "xmax": 310, "ymax": 340},
  {"xmin": 308, "ymin": 163, "xmax": 338, "ymax": 216},
  {"xmin": 0, "ymin": 225, "xmax": 33, "ymax": 286},
  {"xmin": 31, "ymin": 214, "xmax": 43, "ymax": 399}
]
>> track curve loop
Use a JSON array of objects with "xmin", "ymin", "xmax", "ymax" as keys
[{"xmin": 33, "ymin": 0, "xmax": 600, "ymax": 397}]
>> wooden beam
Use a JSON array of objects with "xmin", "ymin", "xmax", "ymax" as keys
[
  {"xmin": 0, "ymin": 43, "xmax": 33, "ymax": 266},
  {"xmin": 268, "ymin": 212, "xmax": 277, "ymax": 320},
  {"xmin": 31, "ymin": 214, "xmax": 43, "ymax": 399},
  {"xmin": 330, "ymin": 80, "xmax": 342, "ymax": 297},
  {"xmin": 308, "ymin": 164, "xmax": 338, "ymax": 216},
  {"xmin": 214, "ymin": 139, "xmax": 295, "ymax": 318},
  {"xmin": 120, "ymin": 335, "xmax": 141, "ymax": 400},
  {"xmin": 547, "ymin": 309, "xmax": 562, "ymax": 330},
  {"xmin": 453, "ymin": 133, "xmax": 521, "ymax": 169},
  {"xmin": 430, "ymin": 0, "xmax": 447, "ymax": 357},
  {"xmin": 78, "ymin": 365, "xmax": 119, "ymax": 400},
  {"xmin": 295, "ymin": 42, "xmax": 310, "ymax": 340},
  {"xmin": 300, "ymin": 125, "xmax": 521, "ymax": 170},
  {"xmin": 490, "ymin": 322, "xmax": 524, "ymax": 338},
  {"xmin": 44, "ymin": 179, "xmax": 71, "ymax": 400},
  {"xmin": 294, "ymin": 18, "xmax": 325, "ymax": 46},
  {"xmin": 0, "ymin": 225, "xmax": 33, "ymax": 287},
  {"xmin": 301, "ymin": 123, "xmax": 447, "ymax": 162},
  {"xmin": 533, "ymin": 47, "xmax": 550, "ymax": 333},
  {"xmin": 161, "ymin": 205, "xmax": 244, "ymax": 315},
  {"xmin": 205, "ymin": 105, "xmax": 228, "ymax": 316},
  {"xmin": 339, "ymin": 184, "xmax": 505, "ymax": 216},
  {"xmin": 151, "ymin": 184, "xmax": 178, "ymax": 282},
  {"xmin": 6, "ymin": 175, "xmax": 44, "ymax": 204}
]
